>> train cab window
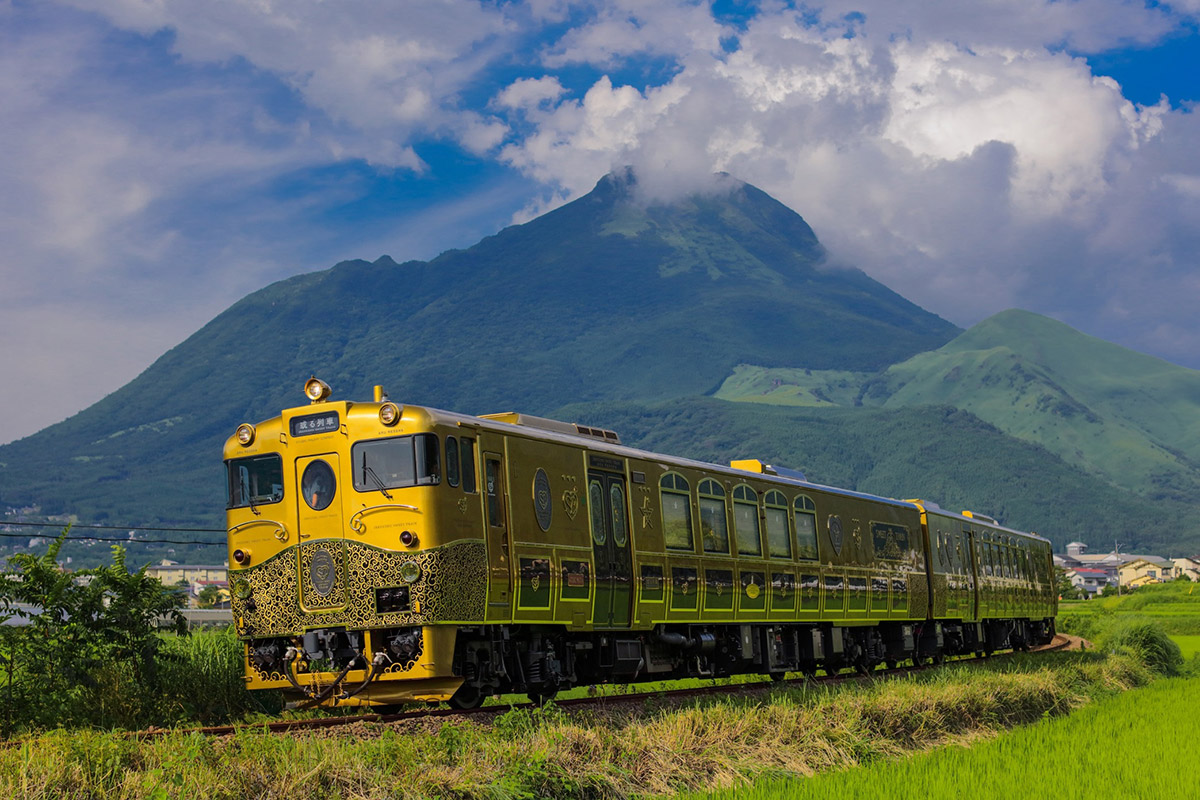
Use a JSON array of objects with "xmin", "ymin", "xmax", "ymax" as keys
[
  {"xmin": 660, "ymin": 473, "xmax": 694, "ymax": 551},
  {"xmin": 227, "ymin": 454, "xmax": 284, "ymax": 509},
  {"xmin": 698, "ymin": 479, "xmax": 729, "ymax": 554},
  {"xmin": 764, "ymin": 490, "xmax": 791, "ymax": 558},
  {"xmin": 793, "ymin": 495, "xmax": 818, "ymax": 560},
  {"xmin": 732, "ymin": 485, "xmax": 762, "ymax": 557},
  {"xmin": 352, "ymin": 433, "xmax": 440, "ymax": 493},
  {"xmin": 301, "ymin": 459, "xmax": 336, "ymax": 511},
  {"xmin": 460, "ymin": 438, "xmax": 477, "ymax": 493},
  {"xmin": 445, "ymin": 436, "xmax": 460, "ymax": 488}
]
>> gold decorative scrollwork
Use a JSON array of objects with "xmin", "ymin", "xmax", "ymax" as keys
[
  {"xmin": 228, "ymin": 518, "xmax": 289, "ymax": 542},
  {"xmin": 348, "ymin": 503, "xmax": 420, "ymax": 534}
]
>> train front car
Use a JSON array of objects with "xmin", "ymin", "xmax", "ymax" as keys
[{"xmin": 224, "ymin": 379, "xmax": 486, "ymax": 708}]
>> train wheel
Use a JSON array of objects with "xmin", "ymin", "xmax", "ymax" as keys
[
  {"xmin": 885, "ymin": 659, "xmax": 898, "ymax": 670},
  {"xmin": 447, "ymin": 684, "xmax": 485, "ymax": 710},
  {"xmin": 769, "ymin": 671, "xmax": 788, "ymax": 682},
  {"xmin": 527, "ymin": 689, "xmax": 558, "ymax": 706}
]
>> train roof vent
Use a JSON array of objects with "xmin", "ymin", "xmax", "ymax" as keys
[
  {"xmin": 962, "ymin": 510, "xmax": 998, "ymax": 524},
  {"xmin": 479, "ymin": 412, "xmax": 621, "ymax": 444},
  {"xmin": 730, "ymin": 459, "xmax": 805, "ymax": 482}
]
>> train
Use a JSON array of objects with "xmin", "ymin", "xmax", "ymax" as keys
[{"xmin": 224, "ymin": 378, "xmax": 1057, "ymax": 709}]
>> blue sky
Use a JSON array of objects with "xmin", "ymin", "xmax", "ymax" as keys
[{"xmin": 1, "ymin": 0, "xmax": 1198, "ymax": 444}]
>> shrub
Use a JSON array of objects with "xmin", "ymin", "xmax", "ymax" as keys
[{"xmin": 1101, "ymin": 622, "xmax": 1183, "ymax": 675}]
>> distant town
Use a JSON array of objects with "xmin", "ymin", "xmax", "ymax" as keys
[{"xmin": 1056, "ymin": 542, "xmax": 1200, "ymax": 597}]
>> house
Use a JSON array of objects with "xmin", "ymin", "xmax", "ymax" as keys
[
  {"xmin": 1065, "ymin": 567, "xmax": 1114, "ymax": 596},
  {"xmin": 1118, "ymin": 557, "xmax": 1175, "ymax": 587},
  {"xmin": 145, "ymin": 562, "xmax": 228, "ymax": 586},
  {"xmin": 1173, "ymin": 557, "xmax": 1200, "ymax": 582}
]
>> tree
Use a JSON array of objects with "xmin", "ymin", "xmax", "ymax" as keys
[
  {"xmin": 1054, "ymin": 566, "xmax": 1082, "ymax": 600},
  {"xmin": 197, "ymin": 585, "xmax": 222, "ymax": 609},
  {"xmin": 0, "ymin": 529, "xmax": 186, "ymax": 732}
]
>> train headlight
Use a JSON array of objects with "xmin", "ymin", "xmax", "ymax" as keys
[
  {"xmin": 400, "ymin": 561, "xmax": 422, "ymax": 584},
  {"xmin": 304, "ymin": 376, "xmax": 332, "ymax": 403},
  {"xmin": 232, "ymin": 579, "xmax": 252, "ymax": 600},
  {"xmin": 235, "ymin": 423, "xmax": 256, "ymax": 446},
  {"xmin": 379, "ymin": 402, "xmax": 400, "ymax": 426}
]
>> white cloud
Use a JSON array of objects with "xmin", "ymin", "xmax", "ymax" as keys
[{"xmin": 4, "ymin": 0, "xmax": 1200, "ymax": 444}]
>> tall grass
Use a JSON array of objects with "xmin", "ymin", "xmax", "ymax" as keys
[
  {"xmin": 156, "ymin": 627, "xmax": 282, "ymax": 724},
  {"xmin": 0, "ymin": 649, "xmax": 1155, "ymax": 799}
]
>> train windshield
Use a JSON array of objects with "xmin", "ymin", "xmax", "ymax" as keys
[
  {"xmin": 227, "ymin": 454, "xmax": 284, "ymax": 509},
  {"xmin": 352, "ymin": 434, "xmax": 440, "ymax": 492}
]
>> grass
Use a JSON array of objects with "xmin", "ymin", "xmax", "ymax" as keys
[
  {"xmin": 0, "ymin": 648, "xmax": 1158, "ymax": 799},
  {"xmin": 694, "ymin": 673, "xmax": 1200, "ymax": 800}
]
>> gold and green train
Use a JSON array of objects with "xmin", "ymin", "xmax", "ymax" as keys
[{"xmin": 224, "ymin": 378, "xmax": 1057, "ymax": 709}]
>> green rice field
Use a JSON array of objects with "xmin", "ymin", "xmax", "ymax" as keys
[{"xmin": 694, "ymin": 673, "xmax": 1199, "ymax": 800}]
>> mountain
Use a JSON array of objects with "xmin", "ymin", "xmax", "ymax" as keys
[
  {"xmin": 0, "ymin": 171, "xmax": 959, "ymax": 562},
  {"xmin": 714, "ymin": 309, "xmax": 1200, "ymax": 552}
]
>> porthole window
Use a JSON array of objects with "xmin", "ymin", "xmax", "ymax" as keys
[
  {"xmin": 698, "ymin": 479, "xmax": 729, "ymax": 554},
  {"xmin": 793, "ymin": 495, "xmax": 818, "ymax": 560},
  {"xmin": 764, "ymin": 490, "xmax": 790, "ymax": 558},
  {"xmin": 732, "ymin": 485, "xmax": 762, "ymax": 557},
  {"xmin": 301, "ymin": 460, "xmax": 336, "ymax": 511},
  {"xmin": 660, "ymin": 473, "xmax": 694, "ymax": 551}
]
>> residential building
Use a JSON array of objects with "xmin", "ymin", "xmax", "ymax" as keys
[
  {"xmin": 1065, "ymin": 567, "xmax": 1115, "ymax": 596},
  {"xmin": 1118, "ymin": 557, "xmax": 1176, "ymax": 587},
  {"xmin": 1173, "ymin": 557, "xmax": 1200, "ymax": 582}
]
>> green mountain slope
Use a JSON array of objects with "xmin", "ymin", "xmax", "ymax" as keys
[
  {"xmin": 716, "ymin": 309, "xmax": 1200, "ymax": 507},
  {"xmin": 0, "ymin": 172, "xmax": 957, "ymax": 562}
]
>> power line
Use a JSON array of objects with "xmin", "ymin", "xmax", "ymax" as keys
[
  {"xmin": 0, "ymin": 520, "xmax": 227, "ymax": 547},
  {"xmin": 0, "ymin": 531, "xmax": 226, "ymax": 547},
  {"xmin": 0, "ymin": 520, "xmax": 223, "ymax": 533}
]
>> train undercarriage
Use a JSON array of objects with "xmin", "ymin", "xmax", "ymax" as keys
[{"xmin": 247, "ymin": 616, "xmax": 1056, "ymax": 710}]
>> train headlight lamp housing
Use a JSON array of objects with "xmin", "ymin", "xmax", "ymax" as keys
[
  {"xmin": 235, "ymin": 423, "xmax": 256, "ymax": 446},
  {"xmin": 304, "ymin": 376, "xmax": 332, "ymax": 403},
  {"xmin": 232, "ymin": 579, "xmax": 252, "ymax": 600},
  {"xmin": 379, "ymin": 402, "xmax": 400, "ymax": 426},
  {"xmin": 233, "ymin": 548, "xmax": 252, "ymax": 566},
  {"xmin": 399, "ymin": 561, "xmax": 422, "ymax": 584}
]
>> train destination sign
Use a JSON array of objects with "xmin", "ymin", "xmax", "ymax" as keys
[{"xmin": 290, "ymin": 411, "xmax": 340, "ymax": 437}]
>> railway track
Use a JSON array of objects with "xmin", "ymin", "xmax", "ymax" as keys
[{"xmin": 123, "ymin": 634, "xmax": 1075, "ymax": 741}]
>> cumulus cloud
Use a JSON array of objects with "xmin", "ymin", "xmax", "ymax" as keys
[
  {"xmin": 492, "ymin": 3, "xmax": 1200, "ymax": 368},
  {"xmin": 4, "ymin": 0, "xmax": 1200, "ymax": 443}
]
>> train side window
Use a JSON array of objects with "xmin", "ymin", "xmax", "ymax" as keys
[
  {"xmin": 661, "ymin": 473, "xmax": 694, "ymax": 551},
  {"xmin": 445, "ymin": 435, "xmax": 460, "ymax": 488},
  {"xmin": 732, "ymin": 485, "xmax": 762, "ymax": 557},
  {"xmin": 589, "ymin": 479, "xmax": 607, "ymax": 545},
  {"xmin": 764, "ymin": 490, "xmax": 791, "ymax": 558},
  {"xmin": 460, "ymin": 438, "xmax": 477, "ymax": 493},
  {"xmin": 698, "ymin": 479, "xmax": 729, "ymax": 554},
  {"xmin": 610, "ymin": 483, "xmax": 628, "ymax": 547},
  {"xmin": 793, "ymin": 495, "xmax": 818, "ymax": 560}
]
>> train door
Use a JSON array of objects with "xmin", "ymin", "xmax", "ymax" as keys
[
  {"xmin": 588, "ymin": 468, "xmax": 633, "ymax": 628},
  {"xmin": 295, "ymin": 453, "xmax": 347, "ymax": 611},
  {"xmin": 483, "ymin": 451, "xmax": 513, "ymax": 611},
  {"xmin": 964, "ymin": 525, "xmax": 980, "ymax": 622}
]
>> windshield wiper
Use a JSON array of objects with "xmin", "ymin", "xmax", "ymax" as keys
[{"xmin": 362, "ymin": 463, "xmax": 393, "ymax": 499}]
